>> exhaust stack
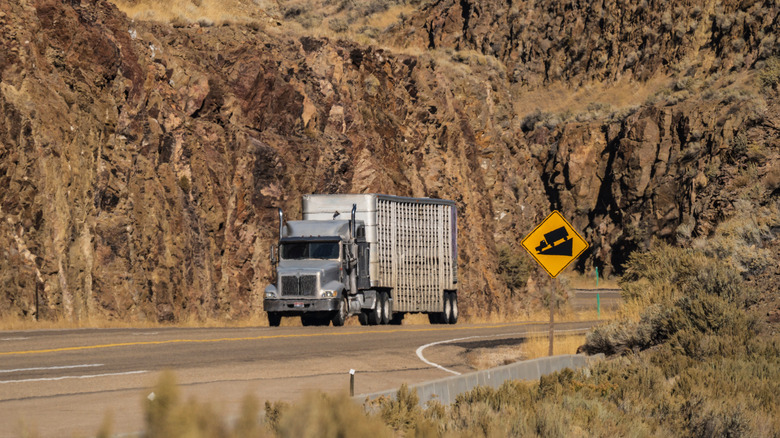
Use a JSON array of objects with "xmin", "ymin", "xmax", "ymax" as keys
[
  {"xmin": 350, "ymin": 204, "xmax": 356, "ymax": 238},
  {"xmin": 349, "ymin": 203, "xmax": 357, "ymax": 295},
  {"xmin": 278, "ymin": 208, "xmax": 284, "ymax": 238}
]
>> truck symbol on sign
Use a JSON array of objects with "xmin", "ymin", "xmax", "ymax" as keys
[{"xmin": 535, "ymin": 226, "xmax": 573, "ymax": 257}]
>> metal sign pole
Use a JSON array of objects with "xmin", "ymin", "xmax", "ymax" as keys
[
  {"xmin": 596, "ymin": 267, "xmax": 600, "ymax": 318},
  {"xmin": 548, "ymin": 277, "xmax": 555, "ymax": 356}
]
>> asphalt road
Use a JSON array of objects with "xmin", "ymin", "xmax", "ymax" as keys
[
  {"xmin": 0, "ymin": 319, "xmax": 601, "ymax": 437},
  {"xmin": 569, "ymin": 288, "xmax": 623, "ymax": 310}
]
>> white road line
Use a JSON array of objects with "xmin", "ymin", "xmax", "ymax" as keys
[
  {"xmin": 1, "ymin": 337, "xmax": 30, "ymax": 341},
  {"xmin": 132, "ymin": 332, "xmax": 159, "ymax": 336},
  {"xmin": 0, "ymin": 370, "xmax": 147, "ymax": 384},
  {"xmin": 416, "ymin": 327, "xmax": 592, "ymax": 376},
  {"xmin": 0, "ymin": 363, "xmax": 104, "ymax": 374},
  {"xmin": 416, "ymin": 336, "xmax": 481, "ymax": 376}
]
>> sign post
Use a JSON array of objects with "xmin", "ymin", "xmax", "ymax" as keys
[
  {"xmin": 596, "ymin": 267, "xmax": 600, "ymax": 318},
  {"xmin": 549, "ymin": 279, "xmax": 555, "ymax": 356},
  {"xmin": 521, "ymin": 211, "xmax": 589, "ymax": 356}
]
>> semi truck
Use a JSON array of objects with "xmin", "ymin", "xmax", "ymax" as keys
[{"xmin": 263, "ymin": 194, "xmax": 458, "ymax": 327}]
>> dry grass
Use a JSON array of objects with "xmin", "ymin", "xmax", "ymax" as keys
[
  {"xmin": 558, "ymin": 271, "xmax": 620, "ymax": 290},
  {"xmin": 466, "ymin": 333, "xmax": 587, "ymax": 370},
  {"xmin": 459, "ymin": 306, "xmax": 619, "ymax": 326},
  {"xmin": 465, "ymin": 345, "xmax": 526, "ymax": 370},
  {"xmin": 514, "ymin": 75, "xmax": 671, "ymax": 120},
  {"xmin": 110, "ymin": 0, "xmax": 270, "ymax": 26},
  {"xmin": 0, "ymin": 313, "xmax": 274, "ymax": 331},
  {"xmin": 522, "ymin": 334, "xmax": 586, "ymax": 360},
  {"xmin": 249, "ymin": 0, "xmax": 418, "ymax": 48}
]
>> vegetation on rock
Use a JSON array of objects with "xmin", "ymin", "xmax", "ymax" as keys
[{"xmin": 0, "ymin": 0, "xmax": 777, "ymax": 325}]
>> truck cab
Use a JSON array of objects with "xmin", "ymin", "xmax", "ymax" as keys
[{"xmin": 263, "ymin": 216, "xmax": 370, "ymax": 326}]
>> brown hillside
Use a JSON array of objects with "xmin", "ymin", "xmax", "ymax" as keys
[{"xmin": 0, "ymin": 0, "xmax": 777, "ymax": 323}]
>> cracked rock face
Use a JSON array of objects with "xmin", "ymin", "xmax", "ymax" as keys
[{"xmin": 0, "ymin": 0, "xmax": 778, "ymax": 322}]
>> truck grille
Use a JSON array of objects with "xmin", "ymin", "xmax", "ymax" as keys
[{"xmin": 281, "ymin": 275, "xmax": 317, "ymax": 296}]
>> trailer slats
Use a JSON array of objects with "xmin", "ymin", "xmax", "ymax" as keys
[
  {"xmin": 302, "ymin": 194, "xmax": 457, "ymax": 314},
  {"xmin": 376, "ymin": 198, "xmax": 456, "ymax": 312}
]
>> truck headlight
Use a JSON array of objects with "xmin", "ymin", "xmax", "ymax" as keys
[
  {"xmin": 264, "ymin": 285, "xmax": 278, "ymax": 299},
  {"xmin": 322, "ymin": 290, "xmax": 337, "ymax": 298}
]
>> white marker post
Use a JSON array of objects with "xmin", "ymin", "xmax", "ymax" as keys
[{"xmin": 349, "ymin": 369, "xmax": 355, "ymax": 396}]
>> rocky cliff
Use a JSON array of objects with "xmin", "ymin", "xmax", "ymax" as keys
[{"xmin": 0, "ymin": 0, "xmax": 777, "ymax": 323}]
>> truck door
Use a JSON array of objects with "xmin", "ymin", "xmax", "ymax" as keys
[{"xmin": 357, "ymin": 242, "xmax": 370, "ymax": 289}]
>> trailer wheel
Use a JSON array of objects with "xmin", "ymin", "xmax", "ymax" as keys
[
  {"xmin": 331, "ymin": 298, "xmax": 348, "ymax": 327},
  {"xmin": 358, "ymin": 311, "xmax": 369, "ymax": 326},
  {"xmin": 380, "ymin": 292, "xmax": 392, "ymax": 325},
  {"xmin": 301, "ymin": 315, "xmax": 314, "ymax": 326},
  {"xmin": 267, "ymin": 312, "xmax": 282, "ymax": 327},
  {"xmin": 443, "ymin": 293, "xmax": 453, "ymax": 323},
  {"xmin": 447, "ymin": 292, "xmax": 458, "ymax": 324},
  {"xmin": 389, "ymin": 312, "xmax": 404, "ymax": 325},
  {"xmin": 428, "ymin": 313, "xmax": 443, "ymax": 324}
]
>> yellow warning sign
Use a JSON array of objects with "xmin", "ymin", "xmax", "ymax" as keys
[{"xmin": 521, "ymin": 211, "xmax": 589, "ymax": 278}]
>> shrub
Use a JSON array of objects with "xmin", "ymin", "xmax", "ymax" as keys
[
  {"xmin": 585, "ymin": 226, "xmax": 764, "ymax": 357},
  {"xmin": 496, "ymin": 245, "xmax": 532, "ymax": 293},
  {"xmin": 277, "ymin": 392, "xmax": 391, "ymax": 438},
  {"xmin": 263, "ymin": 400, "xmax": 289, "ymax": 434},
  {"xmin": 377, "ymin": 384, "xmax": 420, "ymax": 432},
  {"xmin": 328, "ymin": 17, "xmax": 348, "ymax": 33},
  {"xmin": 758, "ymin": 57, "xmax": 780, "ymax": 91},
  {"xmin": 142, "ymin": 371, "xmax": 231, "ymax": 438},
  {"xmin": 178, "ymin": 175, "xmax": 191, "ymax": 192}
]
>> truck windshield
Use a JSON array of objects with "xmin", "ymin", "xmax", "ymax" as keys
[{"xmin": 281, "ymin": 242, "xmax": 340, "ymax": 260}]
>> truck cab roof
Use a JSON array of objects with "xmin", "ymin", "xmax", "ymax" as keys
[{"xmin": 283, "ymin": 220, "xmax": 364, "ymax": 240}]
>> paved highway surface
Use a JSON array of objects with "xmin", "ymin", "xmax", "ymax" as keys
[
  {"xmin": 0, "ymin": 319, "xmax": 603, "ymax": 437},
  {"xmin": 569, "ymin": 288, "xmax": 622, "ymax": 310}
]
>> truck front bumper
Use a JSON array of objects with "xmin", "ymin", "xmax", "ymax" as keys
[{"xmin": 264, "ymin": 298, "xmax": 340, "ymax": 313}]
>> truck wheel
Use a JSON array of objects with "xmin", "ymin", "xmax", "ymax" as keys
[
  {"xmin": 389, "ymin": 312, "xmax": 404, "ymax": 325},
  {"xmin": 331, "ymin": 298, "xmax": 348, "ymax": 327},
  {"xmin": 367, "ymin": 294, "xmax": 382, "ymax": 325},
  {"xmin": 267, "ymin": 312, "xmax": 282, "ymax": 327},
  {"xmin": 448, "ymin": 292, "xmax": 459, "ymax": 324},
  {"xmin": 358, "ymin": 311, "xmax": 369, "ymax": 326},
  {"xmin": 380, "ymin": 292, "xmax": 392, "ymax": 325},
  {"xmin": 428, "ymin": 313, "xmax": 443, "ymax": 324},
  {"xmin": 443, "ymin": 293, "xmax": 453, "ymax": 323},
  {"xmin": 301, "ymin": 315, "xmax": 315, "ymax": 326}
]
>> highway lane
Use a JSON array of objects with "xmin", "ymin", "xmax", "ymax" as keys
[
  {"xmin": 569, "ymin": 288, "xmax": 623, "ymax": 310},
  {"xmin": 0, "ymin": 320, "xmax": 600, "ymax": 437}
]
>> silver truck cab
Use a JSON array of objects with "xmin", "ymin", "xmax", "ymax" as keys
[{"xmin": 263, "ymin": 219, "xmax": 366, "ymax": 326}]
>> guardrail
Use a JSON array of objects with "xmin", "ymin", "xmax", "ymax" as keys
[{"xmin": 356, "ymin": 353, "xmax": 603, "ymax": 406}]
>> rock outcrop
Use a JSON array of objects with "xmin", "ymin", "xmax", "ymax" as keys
[{"xmin": 0, "ymin": 0, "xmax": 777, "ymax": 323}]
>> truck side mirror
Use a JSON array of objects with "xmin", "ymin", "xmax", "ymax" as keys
[{"xmin": 270, "ymin": 244, "xmax": 278, "ymax": 264}]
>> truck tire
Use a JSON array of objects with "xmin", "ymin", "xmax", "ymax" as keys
[
  {"xmin": 389, "ymin": 312, "xmax": 404, "ymax": 325},
  {"xmin": 443, "ymin": 293, "xmax": 453, "ymax": 323},
  {"xmin": 447, "ymin": 292, "xmax": 458, "ymax": 324},
  {"xmin": 358, "ymin": 311, "xmax": 369, "ymax": 326},
  {"xmin": 331, "ymin": 298, "xmax": 348, "ymax": 327},
  {"xmin": 268, "ymin": 312, "xmax": 282, "ymax": 327},
  {"xmin": 428, "ymin": 313, "xmax": 443, "ymax": 324},
  {"xmin": 367, "ymin": 294, "xmax": 382, "ymax": 325},
  {"xmin": 380, "ymin": 291, "xmax": 392, "ymax": 325}
]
